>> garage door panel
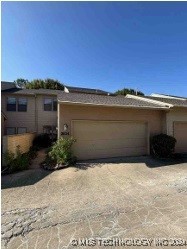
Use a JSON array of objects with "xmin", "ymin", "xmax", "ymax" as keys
[
  {"xmin": 72, "ymin": 120, "xmax": 148, "ymax": 160},
  {"xmin": 74, "ymin": 121, "xmax": 146, "ymax": 139},
  {"xmin": 74, "ymin": 138, "xmax": 147, "ymax": 150},
  {"xmin": 174, "ymin": 122, "xmax": 187, "ymax": 153},
  {"xmin": 73, "ymin": 147, "xmax": 147, "ymax": 159}
]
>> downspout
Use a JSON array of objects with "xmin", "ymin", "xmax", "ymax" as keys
[{"xmin": 35, "ymin": 94, "xmax": 38, "ymax": 133}]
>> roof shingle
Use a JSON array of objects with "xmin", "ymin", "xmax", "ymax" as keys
[
  {"xmin": 1, "ymin": 81, "xmax": 17, "ymax": 91},
  {"xmin": 143, "ymin": 96, "xmax": 187, "ymax": 107},
  {"xmin": 65, "ymin": 85, "xmax": 111, "ymax": 95},
  {"xmin": 58, "ymin": 92, "xmax": 168, "ymax": 109},
  {"xmin": 1, "ymin": 88, "xmax": 63, "ymax": 95}
]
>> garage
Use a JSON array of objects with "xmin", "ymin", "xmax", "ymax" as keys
[
  {"xmin": 174, "ymin": 122, "xmax": 187, "ymax": 153},
  {"xmin": 72, "ymin": 120, "xmax": 149, "ymax": 160}
]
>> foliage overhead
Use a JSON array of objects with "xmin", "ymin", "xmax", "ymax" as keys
[
  {"xmin": 115, "ymin": 88, "xmax": 144, "ymax": 96},
  {"xmin": 14, "ymin": 78, "xmax": 64, "ymax": 90},
  {"xmin": 26, "ymin": 78, "xmax": 64, "ymax": 90}
]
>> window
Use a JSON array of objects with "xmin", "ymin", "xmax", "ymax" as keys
[
  {"xmin": 6, "ymin": 127, "xmax": 16, "ymax": 135},
  {"xmin": 43, "ymin": 125, "xmax": 57, "ymax": 140},
  {"xmin": 44, "ymin": 98, "xmax": 52, "ymax": 111},
  {"xmin": 18, "ymin": 98, "xmax": 27, "ymax": 112},
  {"xmin": 7, "ymin": 97, "xmax": 16, "ymax": 111},
  {"xmin": 53, "ymin": 98, "xmax": 57, "ymax": 111},
  {"xmin": 17, "ymin": 127, "xmax": 27, "ymax": 134},
  {"xmin": 44, "ymin": 98, "xmax": 57, "ymax": 111},
  {"xmin": 43, "ymin": 125, "xmax": 52, "ymax": 134}
]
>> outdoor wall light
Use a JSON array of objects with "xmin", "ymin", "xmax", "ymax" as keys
[{"xmin": 63, "ymin": 124, "xmax": 68, "ymax": 132}]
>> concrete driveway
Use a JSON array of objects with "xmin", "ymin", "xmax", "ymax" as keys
[{"xmin": 2, "ymin": 157, "xmax": 187, "ymax": 248}]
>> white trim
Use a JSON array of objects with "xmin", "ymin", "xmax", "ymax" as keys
[
  {"xmin": 126, "ymin": 94, "xmax": 173, "ymax": 108},
  {"xmin": 151, "ymin": 93, "xmax": 186, "ymax": 100},
  {"xmin": 58, "ymin": 100, "xmax": 169, "ymax": 110}
]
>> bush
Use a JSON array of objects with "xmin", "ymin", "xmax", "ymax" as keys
[
  {"xmin": 3, "ymin": 146, "xmax": 30, "ymax": 173},
  {"xmin": 48, "ymin": 137, "xmax": 76, "ymax": 166},
  {"xmin": 151, "ymin": 134, "xmax": 176, "ymax": 158},
  {"xmin": 33, "ymin": 134, "xmax": 51, "ymax": 148},
  {"xmin": 3, "ymin": 151, "xmax": 15, "ymax": 167},
  {"xmin": 27, "ymin": 146, "xmax": 38, "ymax": 160}
]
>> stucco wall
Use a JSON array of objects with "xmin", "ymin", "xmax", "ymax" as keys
[
  {"xmin": 3, "ymin": 132, "xmax": 36, "ymax": 155},
  {"xmin": 58, "ymin": 104, "xmax": 165, "ymax": 138},
  {"xmin": 166, "ymin": 107, "xmax": 187, "ymax": 136}
]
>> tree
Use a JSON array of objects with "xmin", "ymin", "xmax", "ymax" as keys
[
  {"xmin": 14, "ymin": 78, "xmax": 29, "ymax": 89},
  {"xmin": 115, "ymin": 88, "xmax": 144, "ymax": 96},
  {"xmin": 25, "ymin": 78, "xmax": 64, "ymax": 90}
]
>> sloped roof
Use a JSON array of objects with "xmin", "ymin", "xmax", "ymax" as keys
[
  {"xmin": 142, "ymin": 96, "xmax": 187, "ymax": 107},
  {"xmin": 58, "ymin": 92, "xmax": 169, "ymax": 109},
  {"xmin": 1, "ymin": 88, "xmax": 63, "ymax": 95},
  {"xmin": 151, "ymin": 93, "xmax": 187, "ymax": 99},
  {"xmin": 1, "ymin": 81, "xmax": 17, "ymax": 91},
  {"xmin": 65, "ymin": 85, "xmax": 111, "ymax": 95}
]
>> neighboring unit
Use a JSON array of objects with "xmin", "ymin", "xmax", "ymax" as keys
[
  {"xmin": 127, "ymin": 94, "xmax": 187, "ymax": 154},
  {"xmin": 1, "ymin": 86, "xmax": 60, "ymax": 137}
]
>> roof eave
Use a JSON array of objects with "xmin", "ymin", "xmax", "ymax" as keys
[
  {"xmin": 126, "ymin": 94, "xmax": 173, "ymax": 108},
  {"xmin": 151, "ymin": 93, "xmax": 186, "ymax": 100},
  {"xmin": 1, "ymin": 91, "xmax": 59, "ymax": 96}
]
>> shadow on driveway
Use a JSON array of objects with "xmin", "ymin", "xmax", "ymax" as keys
[
  {"xmin": 76, "ymin": 155, "xmax": 187, "ymax": 170},
  {"xmin": 2, "ymin": 156, "xmax": 187, "ymax": 189},
  {"xmin": 1, "ymin": 169, "xmax": 51, "ymax": 189}
]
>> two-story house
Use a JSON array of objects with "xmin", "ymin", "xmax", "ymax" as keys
[
  {"xmin": 2, "ymin": 81, "xmax": 187, "ymax": 159},
  {"xmin": 1, "ymin": 81, "xmax": 110, "ymax": 137}
]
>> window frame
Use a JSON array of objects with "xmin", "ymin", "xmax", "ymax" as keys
[
  {"xmin": 17, "ymin": 127, "xmax": 27, "ymax": 134},
  {"xmin": 43, "ymin": 97, "xmax": 57, "ymax": 111},
  {"xmin": 7, "ymin": 97, "xmax": 17, "ymax": 112},
  {"xmin": 6, "ymin": 127, "xmax": 16, "ymax": 135},
  {"xmin": 44, "ymin": 98, "xmax": 53, "ymax": 111},
  {"xmin": 18, "ymin": 98, "xmax": 27, "ymax": 112}
]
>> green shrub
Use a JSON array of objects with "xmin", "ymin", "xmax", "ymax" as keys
[
  {"xmin": 151, "ymin": 134, "xmax": 176, "ymax": 158},
  {"xmin": 3, "ymin": 146, "xmax": 33, "ymax": 173},
  {"xmin": 3, "ymin": 146, "xmax": 37, "ymax": 173},
  {"xmin": 27, "ymin": 146, "xmax": 38, "ymax": 160},
  {"xmin": 3, "ymin": 151, "xmax": 15, "ymax": 167},
  {"xmin": 33, "ymin": 134, "xmax": 51, "ymax": 148},
  {"xmin": 48, "ymin": 137, "xmax": 76, "ymax": 165}
]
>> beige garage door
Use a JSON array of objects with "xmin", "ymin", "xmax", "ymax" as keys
[
  {"xmin": 72, "ymin": 120, "xmax": 148, "ymax": 160},
  {"xmin": 174, "ymin": 122, "xmax": 187, "ymax": 153}
]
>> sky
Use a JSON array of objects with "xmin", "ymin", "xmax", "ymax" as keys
[{"xmin": 2, "ymin": 2, "xmax": 187, "ymax": 96}]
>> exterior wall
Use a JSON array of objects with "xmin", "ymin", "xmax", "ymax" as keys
[
  {"xmin": 1, "ymin": 115, "xmax": 6, "ymax": 136},
  {"xmin": 3, "ymin": 132, "xmax": 36, "ymax": 155},
  {"xmin": 1, "ymin": 94, "xmax": 36, "ymax": 133},
  {"xmin": 1, "ymin": 94, "xmax": 57, "ymax": 134},
  {"xmin": 166, "ymin": 107, "xmax": 187, "ymax": 136},
  {"xmin": 58, "ymin": 104, "xmax": 165, "ymax": 138},
  {"xmin": 36, "ymin": 95, "xmax": 57, "ymax": 133}
]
